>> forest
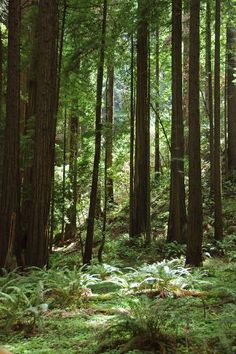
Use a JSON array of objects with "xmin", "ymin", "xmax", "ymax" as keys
[{"xmin": 0, "ymin": 0, "xmax": 236, "ymax": 353}]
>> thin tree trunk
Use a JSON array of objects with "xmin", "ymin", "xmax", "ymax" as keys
[
  {"xmin": 61, "ymin": 107, "xmax": 67, "ymax": 239},
  {"xmin": 167, "ymin": 0, "xmax": 186, "ymax": 244},
  {"xmin": 155, "ymin": 26, "xmax": 160, "ymax": 177},
  {"xmin": 25, "ymin": 0, "xmax": 59, "ymax": 267},
  {"xmin": 83, "ymin": 0, "xmax": 108, "ymax": 265},
  {"xmin": 65, "ymin": 114, "xmax": 79, "ymax": 241},
  {"xmin": 214, "ymin": 0, "xmax": 223, "ymax": 241},
  {"xmin": 0, "ymin": 0, "xmax": 20, "ymax": 269},
  {"xmin": 0, "ymin": 27, "xmax": 4, "ymax": 198},
  {"xmin": 129, "ymin": 35, "xmax": 135, "ymax": 238},
  {"xmin": 106, "ymin": 65, "xmax": 114, "ymax": 204},
  {"xmin": 183, "ymin": 0, "xmax": 190, "ymax": 155},
  {"xmin": 186, "ymin": 0, "xmax": 203, "ymax": 267},
  {"xmin": 227, "ymin": 27, "xmax": 236, "ymax": 178},
  {"xmin": 131, "ymin": 0, "xmax": 150, "ymax": 243},
  {"xmin": 205, "ymin": 0, "xmax": 214, "ymax": 196},
  {"xmin": 50, "ymin": 0, "xmax": 67, "ymax": 249}
]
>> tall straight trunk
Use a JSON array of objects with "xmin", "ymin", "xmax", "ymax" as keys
[
  {"xmin": 50, "ymin": 0, "xmax": 67, "ymax": 247},
  {"xmin": 131, "ymin": 0, "xmax": 150, "ymax": 242},
  {"xmin": 0, "ymin": 27, "xmax": 3, "ymax": 126},
  {"xmin": 25, "ymin": 0, "xmax": 59, "ymax": 267},
  {"xmin": 106, "ymin": 65, "xmax": 114, "ymax": 204},
  {"xmin": 20, "ymin": 2, "xmax": 38, "ymax": 263},
  {"xmin": 205, "ymin": 0, "xmax": 214, "ymax": 196},
  {"xmin": 227, "ymin": 27, "xmax": 236, "ymax": 178},
  {"xmin": 83, "ymin": 0, "xmax": 107, "ymax": 265},
  {"xmin": 61, "ymin": 108, "xmax": 67, "ymax": 239},
  {"xmin": 167, "ymin": 0, "xmax": 186, "ymax": 244},
  {"xmin": 0, "ymin": 0, "xmax": 20, "ymax": 268},
  {"xmin": 186, "ymin": 0, "xmax": 203, "ymax": 266},
  {"xmin": 214, "ymin": 0, "xmax": 223, "ymax": 241},
  {"xmin": 183, "ymin": 0, "xmax": 190, "ymax": 154},
  {"xmin": 0, "ymin": 27, "xmax": 4, "ymax": 197},
  {"xmin": 155, "ymin": 26, "xmax": 160, "ymax": 176},
  {"xmin": 129, "ymin": 35, "xmax": 135, "ymax": 238},
  {"xmin": 65, "ymin": 114, "xmax": 79, "ymax": 240}
]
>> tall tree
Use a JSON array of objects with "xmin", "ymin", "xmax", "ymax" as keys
[
  {"xmin": 213, "ymin": 0, "xmax": 223, "ymax": 241},
  {"xmin": 131, "ymin": 0, "xmax": 150, "ymax": 242},
  {"xmin": 129, "ymin": 35, "xmax": 135, "ymax": 238},
  {"xmin": 205, "ymin": 0, "xmax": 214, "ymax": 195},
  {"xmin": 183, "ymin": 0, "xmax": 190, "ymax": 154},
  {"xmin": 65, "ymin": 113, "xmax": 80, "ymax": 241},
  {"xmin": 25, "ymin": 0, "xmax": 59, "ymax": 267},
  {"xmin": 155, "ymin": 26, "xmax": 160, "ymax": 177},
  {"xmin": 0, "ymin": 0, "xmax": 20, "ymax": 268},
  {"xmin": 0, "ymin": 26, "xmax": 4, "ymax": 197},
  {"xmin": 186, "ymin": 0, "xmax": 203, "ymax": 266},
  {"xmin": 167, "ymin": 0, "xmax": 186, "ymax": 244},
  {"xmin": 20, "ymin": 2, "xmax": 39, "ymax": 264},
  {"xmin": 227, "ymin": 27, "xmax": 236, "ymax": 178},
  {"xmin": 106, "ymin": 65, "xmax": 114, "ymax": 204},
  {"xmin": 83, "ymin": 0, "xmax": 108, "ymax": 265}
]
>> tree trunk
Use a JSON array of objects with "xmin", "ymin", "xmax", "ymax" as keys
[
  {"xmin": 106, "ymin": 65, "xmax": 114, "ymax": 204},
  {"xmin": 227, "ymin": 27, "xmax": 236, "ymax": 178},
  {"xmin": 155, "ymin": 26, "xmax": 160, "ymax": 177},
  {"xmin": 213, "ymin": 0, "xmax": 223, "ymax": 241},
  {"xmin": 129, "ymin": 35, "xmax": 135, "ymax": 238},
  {"xmin": 50, "ymin": 0, "xmax": 67, "ymax": 249},
  {"xmin": 65, "ymin": 114, "xmax": 79, "ymax": 241},
  {"xmin": 25, "ymin": 0, "xmax": 59, "ymax": 267},
  {"xmin": 167, "ymin": 0, "xmax": 186, "ymax": 244},
  {"xmin": 20, "ymin": 2, "xmax": 38, "ymax": 264},
  {"xmin": 131, "ymin": 0, "xmax": 150, "ymax": 243},
  {"xmin": 205, "ymin": 0, "xmax": 214, "ymax": 196},
  {"xmin": 61, "ymin": 108, "xmax": 67, "ymax": 239},
  {"xmin": 83, "ymin": 0, "xmax": 107, "ymax": 265},
  {"xmin": 186, "ymin": 0, "xmax": 203, "ymax": 267},
  {"xmin": 0, "ymin": 0, "xmax": 21, "ymax": 269},
  {"xmin": 0, "ymin": 27, "xmax": 4, "ymax": 198},
  {"xmin": 183, "ymin": 0, "xmax": 190, "ymax": 155}
]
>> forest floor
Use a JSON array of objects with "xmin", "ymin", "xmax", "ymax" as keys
[
  {"xmin": 0, "ymin": 183, "xmax": 236, "ymax": 353},
  {"xmin": 0, "ymin": 249, "xmax": 236, "ymax": 354}
]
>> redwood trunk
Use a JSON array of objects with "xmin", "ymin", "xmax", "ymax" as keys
[
  {"xmin": 106, "ymin": 65, "xmax": 114, "ymax": 204},
  {"xmin": 186, "ymin": 0, "xmax": 203, "ymax": 266},
  {"xmin": 0, "ymin": 0, "xmax": 21, "ymax": 268},
  {"xmin": 227, "ymin": 27, "xmax": 236, "ymax": 178},
  {"xmin": 205, "ymin": 0, "xmax": 214, "ymax": 196},
  {"xmin": 167, "ymin": 0, "xmax": 186, "ymax": 244},
  {"xmin": 131, "ymin": 0, "xmax": 150, "ymax": 242},
  {"xmin": 213, "ymin": 0, "xmax": 223, "ymax": 241},
  {"xmin": 83, "ymin": 0, "xmax": 107, "ymax": 265},
  {"xmin": 25, "ymin": 0, "xmax": 59, "ymax": 267}
]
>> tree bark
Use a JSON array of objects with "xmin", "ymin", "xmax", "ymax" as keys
[
  {"xmin": 186, "ymin": 0, "xmax": 203, "ymax": 266},
  {"xmin": 131, "ymin": 0, "xmax": 150, "ymax": 243},
  {"xmin": 155, "ymin": 26, "xmax": 160, "ymax": 177},
  {"xmin": 0, "ymin": 27, "xmax": 4, "ymax": 198},
  {"xmin": 83, "ymin": 0, "xmax": 107, "ymax": 265},
  {"xmin": 227, "ymin": 27, "xmax": 236, "ymax": 178},
  {"xmin": 213, "ymin": 0, "xmax": 223, "ymax": 241},
  {"xmin": 205, "ymin": 0, "xmax": 214, "ymax": 196},
  {"xmin": 129, "ymin": 35, "xmax": 135, "ymax": 238},
  {"xmin": 183, "ymin": 0, "xmax": 190, "ymax": 155},
  {"xmin": 167, "ymin": 0, "xmax": 186, "ymax": 244},
  {"xmin": 20, "ymin": 2, "xmax": 38, "ymax": 264},
  {"xmin": 106, "ymin": 65, "xmax": 114, "ymax": 204},
  {"xmin": 0, "ymin": 0, "xmax": 21, "ymax": 269},
  {"xmin": 25, "ymin": 0, "xmax": 59, "ymax": 267},
  {"xmin": 65, "ymin": 114, "xmax": 79, "ymax": 241}
]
